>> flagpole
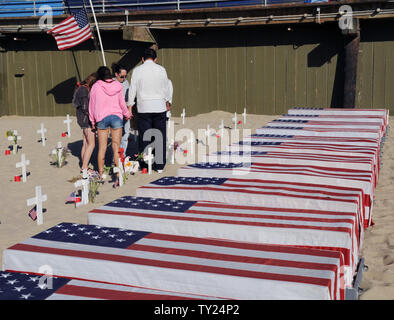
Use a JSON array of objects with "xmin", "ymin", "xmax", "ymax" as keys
[{"xmin": 86, "ymin": 0, "xmax": 106, "ymax": 66}]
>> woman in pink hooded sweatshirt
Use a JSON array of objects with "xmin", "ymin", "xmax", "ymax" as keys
[{"xmin": 89, "ymin": 66, "xmax": 131, "ymax": 184}]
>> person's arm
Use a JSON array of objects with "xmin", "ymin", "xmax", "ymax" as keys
[
  {"xmin": 119, "ymin": 89, "xmax": 131, "ymax": 120},
  {"xmin": 127, "ymin": 70, "xmax": 137, "ymax": 107},
  {"xmin": 81, "ymin": 88, "xmax": 90, "ymax": 115},
  {"xmin": 88, "ymin": 86, "xmax": 96, "ymax": 127}
]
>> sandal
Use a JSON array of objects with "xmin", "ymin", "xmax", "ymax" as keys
[
  {"xmin": 80, "ymin": 168, "xmax": 95, "ymax": 174},
  {"xmin": 112, "ymin": 179, "xmax": 120, "ymax": 189}
]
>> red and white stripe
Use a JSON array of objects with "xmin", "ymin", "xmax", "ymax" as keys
[
  {"xmin": 256, "ymin": 127, "xmax": 381, "ymax": 139},
  {"xmin": 3, "ymin": 226, "xmax": 345, "ymax": 300},
  {"xmin": 244, "ymin": 135, "xmax": 380, "ymax": 147},
  {"xmin": 46, "ymin": 278, "xmax": 219, "ymax": 300},
  {"xmin": 47, "ymin": 15, "xmax": 92, "ymax": 51}
]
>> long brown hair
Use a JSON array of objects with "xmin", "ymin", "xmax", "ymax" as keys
[{"xmin": 79, "ymin": 72, "xmax": 97, "ymax": 91}]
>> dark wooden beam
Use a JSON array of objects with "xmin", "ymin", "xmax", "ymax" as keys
[{"xmin": 343, "ymin": 19, "xmax": 360, "ymax": 108}]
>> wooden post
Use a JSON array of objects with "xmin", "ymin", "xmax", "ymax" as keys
[{"xmin": 343, "ymin": 19, "xmax": 360, "ymax": 109}]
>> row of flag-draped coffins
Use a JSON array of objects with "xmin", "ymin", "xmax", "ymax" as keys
[{"xmin": 1, "ymin": 107, "xmax": 389, "ymax": 300}]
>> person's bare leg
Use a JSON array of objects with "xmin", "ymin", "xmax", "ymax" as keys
[
  {"xmin": 80, "ymin": 131, "xmax": 87, "ymax": 171},
  {"xmin": 110, "ymin": 128, "xmax": 123, "ymax": 175},
  {"xmin": 97, "ymin": 128, "xmax": 109, "ymax": 177},
  {"xmin": 81, "ymin": 128, "xmax": 96, "ymax": 171}
]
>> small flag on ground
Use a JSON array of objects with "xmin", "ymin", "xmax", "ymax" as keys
[
  {"xmin": 47, "ymin": 5, "xmax": 92, "ymax": 51},
  {"xmin": 66, "ymin": 192, "xmax": 80, "ymax": 203},
  {"xmin": 28, "ymin": 206, "xmax": 37, "ymax": 221}
]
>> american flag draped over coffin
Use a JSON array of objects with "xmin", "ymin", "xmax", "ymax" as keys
[
  {"xmin": 243, "ymin": 134, "xmax": 381, "ymax": 151},
  {"xmin": 88, "ymin": 195, "xmax": 359, "ymax": 285},
  {"xmin": 222, "ymin": 146, "xmax": 378, "ymax": 178},
  {"xmin": 286, "ymin": 107, "xmax": 388, "ymax": 128},
  {"xmin": 2, "ymin": 223, "xmax": 345, "ymax": 300},
  {"xmin": 0, "ymin": 271, "xmax": 217, "ymax": 300},
  {"xmin": 197, "ymin": 151, "xmax": 377, "ymax": 223},
  {"xmin": 136, "ymin": 177, "xmax": 365, "ymax": 234},
  {"xmin": 255, "ymin": 126, "xmax": 381, "ymax": 139},
  {"xmin": 276, "ymin": 115, "xmax": 386, "ymax": 136},
  {"xmin": 177, "ymin": 160, "xmax": 373, "ymax": 227}
]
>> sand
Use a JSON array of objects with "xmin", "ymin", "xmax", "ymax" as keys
[{"xmin": 0, "ymin": 111, "xmax": 392, "ymax": 300}]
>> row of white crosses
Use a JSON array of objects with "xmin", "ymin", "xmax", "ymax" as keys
[
  {"xmin": 231, "ymin": 109, "xmax": 247, "ymax": 130},
  {"xmin": 36, "ymin": 115, "xmax": 71, "ymax": 147},
  {"xmin": 167, "ymin": 109, "xmax": 187, "ymax": 128}
]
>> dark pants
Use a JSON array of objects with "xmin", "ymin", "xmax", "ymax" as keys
[{"xmin": 137, "ymin": 111, "xmax": 167, "ymax": 171}]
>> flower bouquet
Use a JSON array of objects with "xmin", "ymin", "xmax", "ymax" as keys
[
  {"xmin": 133, "ymin": 152, "xmax": 149, "ymax": 164},
  {"xmin": 124, "ymin": 156, "xmax": 139, "ymax": 175},
  {"xmin": 50, "ymin": 145, "xmax": 70, "ymax": 168},
  {"xmin": 88, "ymin": 171, "xmax": 103, "ymax": 203},
  {"xmin": 6, "ymin": 130, "xmax": 20, "ymax": 154}
]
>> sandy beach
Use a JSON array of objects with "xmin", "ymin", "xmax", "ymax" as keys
[{"xmin": 0, "ymin": 111, "xmax": 392, "ymax": 300}]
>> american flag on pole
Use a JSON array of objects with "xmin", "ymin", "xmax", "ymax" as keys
[
  {"xmin": 88, "ymin": 195, "xmax": 359, "ymax": 285},
  {"xmin": 47, "ymin": 6, "xmax": 93, "ymax": 51},
  {"xmin": 3, "ymin": 222, "xmax": 345, "ymax": 299},
  {"xmin": 0, "ymin": 271, "xmax": 216, "ymax": 300}
]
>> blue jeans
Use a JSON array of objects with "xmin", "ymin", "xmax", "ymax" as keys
[
  {"xmin": 96, "ymin": 115, "xmax": 123, "ymax": 130},
  {"xmin": 120, "ymin": 118, "xmax": 131, "ymax": 157},
  {"xmin": 137, "ymin": 111, "xmax": 167, "ymax": 171}
]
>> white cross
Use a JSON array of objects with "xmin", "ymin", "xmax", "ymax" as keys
[
  {"xmin": 232, "ymin": 112, "xmax": 238, "ymax": 130},
  {"xmin": 56, "ymin": 142, "xmax": 63, "ymax": 166},
  {"xmin": 168, "ymin": 139, "xmax": 175, "ymax": 164},
  {"xmin": 37, "ymin": 123, "xmax": 47, "ymax": 147},
  {"xmin": 74, "ymin": 169, "xmax": 89, "ymax": 205},
  {"xmin": 167, "ymin": 111, "xmax": 172, "ymax": 129},
  {"xmin": 63, "ymin": 114, "xmax": 72, "ymax": 138},
  {"xmin": 219, "ymin": 120, "xmax": 225, "ymax": 136},
  {"xmin": 113, "ymin": 158, "xmax": 125, "ymax": 187},
  {"xmin": 27, "ymin": 186, "xmax": 47, "ymax": 225},
  {"xmin": 242, "ymin": 108, "xmax": 247, "ymax": 124},
  {"xmin": 206, "ymin": 124, "xmax": 211, "ymax": 146},
  {"xmin": 145, "ymin": 147, "xmax": 154, "ymax": 174},
  {"xmin": 181, "ymin": 108, "xmax": 186, "ymax": 125},
  {"xmin": 8, "ymin": 130, "xmax": 21, "ymax": 154},
  {"xmin": 188, "ymin": 135, "xmax": 195, "ymax": 156},
  {"xmin": 16, "ymin": 153, "xmax": 30, "ymax": 183}
]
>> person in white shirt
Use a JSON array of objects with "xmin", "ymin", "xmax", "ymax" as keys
[{"xmin": 128, "ymin": 48, "xmax": 171, "ymax": 173}]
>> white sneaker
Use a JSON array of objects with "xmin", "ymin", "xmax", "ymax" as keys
[{"xmin": 157, "ymin": 170, "xmax": 163, "ymax": 173}]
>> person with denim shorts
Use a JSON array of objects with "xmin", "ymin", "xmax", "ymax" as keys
[{"xmin": 89, "ymin": 66, "xmax": 131, "ymax": 183}]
